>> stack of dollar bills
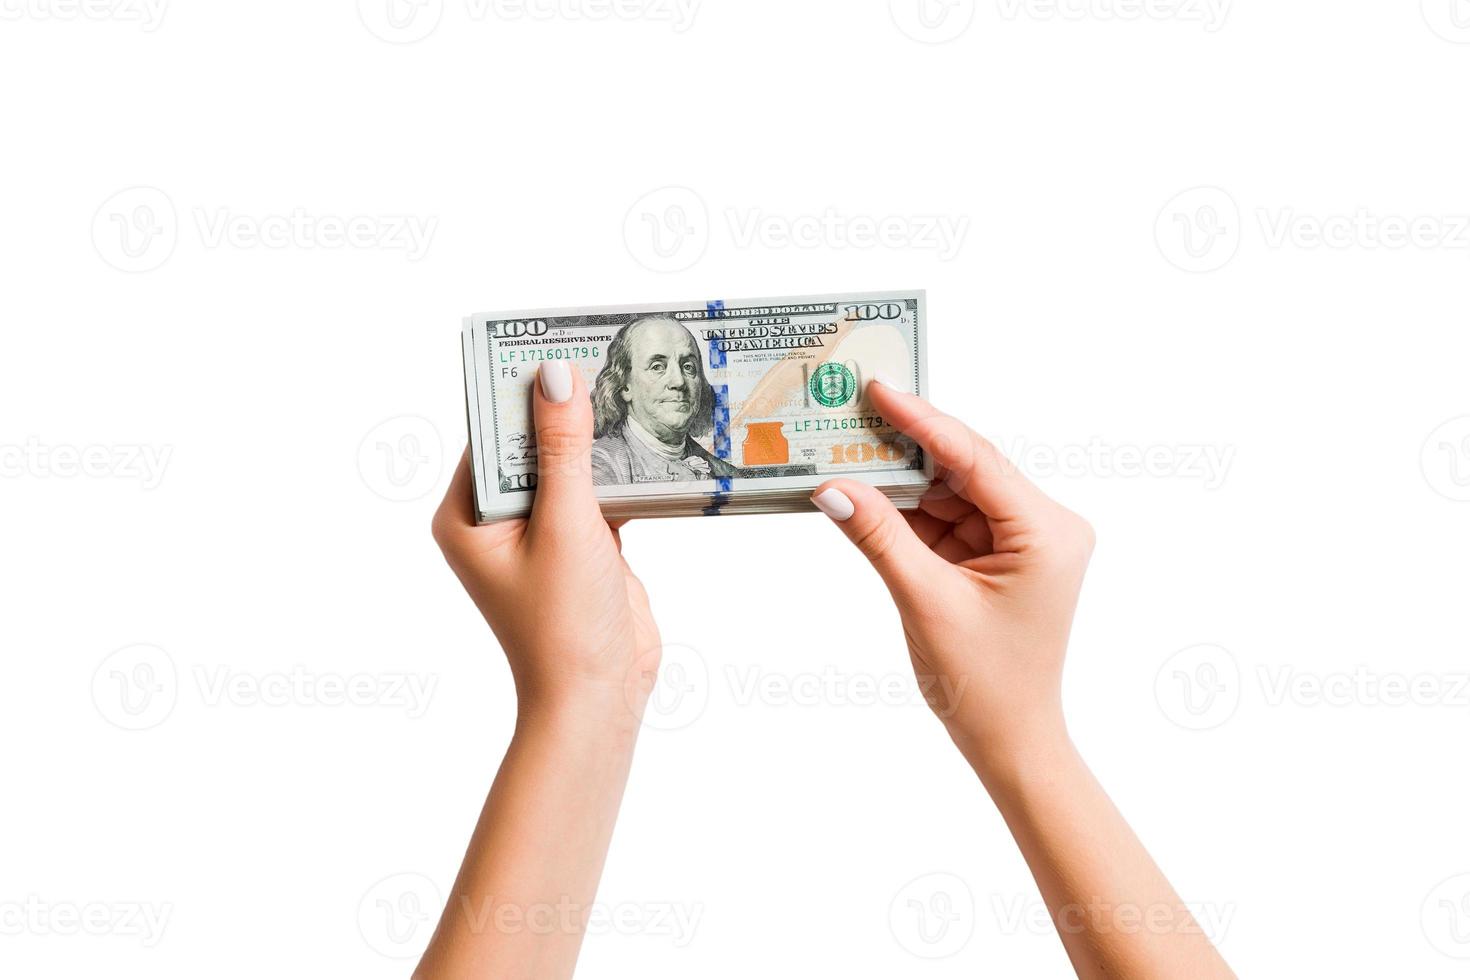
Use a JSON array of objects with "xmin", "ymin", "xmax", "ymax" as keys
[{"xmin": 460, "ymin": 290, "xmax": 931, "ymax": 522}]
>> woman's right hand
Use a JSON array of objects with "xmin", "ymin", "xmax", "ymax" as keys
[{"xmin": 810, "ymin": 375, "xmax": 1095, "ymax": 779}]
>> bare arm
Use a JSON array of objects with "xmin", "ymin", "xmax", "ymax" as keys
[
  {"xmin": 415, "ymin": 701, "xmax": 640, "ymax": 978},
  {"xmin": 813, "ymin": 378, "xmax": 1233, "ymax": 979},
  {"xmin": 976, "ymin": 736, "xmax": 1228, "ymax": 978},
  {"xmin": 418, "ymin": 363, "xmax": 660, "ymax": 979}
]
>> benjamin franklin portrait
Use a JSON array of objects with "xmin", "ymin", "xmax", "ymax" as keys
[{"xmin": 590, "ymin": 316, "xmax": 741, "ymax": 486}]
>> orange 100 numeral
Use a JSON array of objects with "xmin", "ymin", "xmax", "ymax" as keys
[{"xmin": 829, "ymin": 442, "xmax": 905, "ymax": 464}]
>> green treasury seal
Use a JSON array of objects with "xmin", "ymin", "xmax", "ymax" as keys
[{"xmin": 810, "ymin": 362, "xmax": 857, "ymax": 408}]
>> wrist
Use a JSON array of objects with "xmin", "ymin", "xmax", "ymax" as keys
[
  {"xmin": 946, "ymin": 711, "xmax": 1076, "ymax": 790},
  {"xmin": 514, "ymin": 683, "xmax": 645, "ymax": 746}
]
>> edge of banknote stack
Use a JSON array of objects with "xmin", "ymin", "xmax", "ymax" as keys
[{"xmin": 460, "ymin": 291, "xmax": 933, "ymax": 523}]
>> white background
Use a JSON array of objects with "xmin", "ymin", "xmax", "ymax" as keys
[{"xmin": 3, "ymin": 1, "xmax": 1469, "ymax": 976}]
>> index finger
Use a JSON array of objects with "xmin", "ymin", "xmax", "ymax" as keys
[{"xmin": 867, "ymin": 376, "xmax": 1046, "ymax": 524}]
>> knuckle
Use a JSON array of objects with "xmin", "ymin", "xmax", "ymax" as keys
[
  {"xmin": 1045, "ymin": 507, "xmax": 1095, "ymax": 561},
  {"xmin": 1076, "ymin": 516, "xmax": 1097, "ymax": 553},
  {"xmin": 926, "ymin": 416, "xmax": 971, "ymax": 461},
  {"xmin": 535, "ymin": 424, "xmax": 588, "ymax": 461},
  {"xmin": 430, "ymin": 507, "xmax": 461, "ymax": 554},
  {"xmin": 851, "ymin": 515, "xmax": 900, "ymax": 563},
  {"xmin": 972, "ymin": 432, "xmax": 1022, "ymax": 482}
]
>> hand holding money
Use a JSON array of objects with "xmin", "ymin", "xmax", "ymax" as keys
[
  {"xmin": 460, "ymin": 291, "xmax": 931, "ymax": 522},
  {"xmin": 433, "ymin": 364, "xmax": 662, "ymax": 727}
]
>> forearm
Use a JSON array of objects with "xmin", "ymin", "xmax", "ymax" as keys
[
  {"xmin": 416, "ymin": 696, "xmax": 640, "ymax": 980},
  {"xmin": 971, "ymin": 735, "xmax": 1235, "ymax": 980}
]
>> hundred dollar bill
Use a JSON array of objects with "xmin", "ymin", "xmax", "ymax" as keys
[{"xmin": 461, "ymin": 291, "xmax": 931, "ymax": 522}]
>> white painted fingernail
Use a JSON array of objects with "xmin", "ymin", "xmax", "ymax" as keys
[
  {"xmin": 539, "ymin": 361, "xmax": 573, "ymax": 403},
  {"xmin": 811, "ymin": 487, "xmax": 855, "ymax": 522},
  {"xmin": 871, "ymin": 368, "xmax": 903, "ymax": 392}
]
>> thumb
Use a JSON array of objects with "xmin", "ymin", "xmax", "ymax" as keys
[
  {"xmin": 529, "ymin": 360, "xmax": 599, "ymax": 533},
  {"xmin": 811, "ymin": 479, "xmax": 944, "ymax": 603}
]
